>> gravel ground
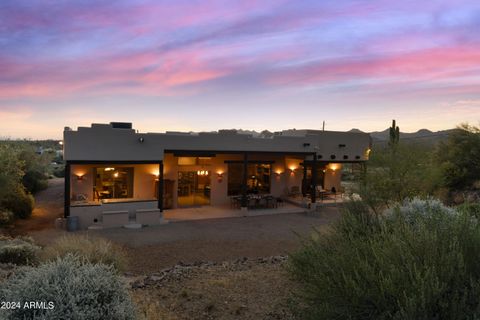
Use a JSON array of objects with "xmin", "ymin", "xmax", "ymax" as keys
[
  {"xmin": 131, "ymin": 256, "xmax": 296, "ymax": 320},
  {"xmin": 92, "ymin": 208, "xmax": 340, "ymax": 274}
]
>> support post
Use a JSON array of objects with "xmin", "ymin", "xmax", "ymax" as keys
[
  {"xmin": 158, "ymin": 161, "xmax": 164, "ymax": 212},
  {"xmin": 302, "ymin": 162, "xmax": 307, "ymax": 197},
  {"xmin": 241, "ymin": 152, "xmax": 248, "ymax": 208},
  {"xmin": 64, "ymin": 162, "xmax": 71, "ymax": 218},
  {"xmin": 311, "ymin": 154, "xmax": 317, "ymax": 204}
]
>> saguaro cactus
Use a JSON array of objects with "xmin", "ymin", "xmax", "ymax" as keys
[{"xmin": 389, "ymin": 119, "xmax": 400, "ymax": 147}]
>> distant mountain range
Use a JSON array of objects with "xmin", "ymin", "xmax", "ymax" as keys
[
  {"xmin": 232, "ymin": 127, "xmax": 455, "ymax": 145},
  {"xmin": 349, "ymin": 128, "xmax": 455, "ymax": 145}
]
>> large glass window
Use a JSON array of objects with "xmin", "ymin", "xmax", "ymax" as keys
[
  {"xmin": 227, "ymin": 163, "xmax": 271, "ymax": 195},
  {"xmin": 94, "ymin": 167, "xmax": 134, "ymax": 200}
]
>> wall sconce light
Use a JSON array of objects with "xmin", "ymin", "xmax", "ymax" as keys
[
  {"xmin": 75, "ymin": 174, "xmax": 84, "ymax": 181},
  {"xmin": 217, "ymin": 171, "xmax": 224, "ymax": 182},
  {"xmin": 289, "ymin": 166, "xmax": 297, "ymax": 176},
  {"xmin": 274, "ymin": 170, "xmax": 283, "ymax": 179},
  {"xmin": 328, "ymin": 163, "xmax": 340, "ymax": 172}
]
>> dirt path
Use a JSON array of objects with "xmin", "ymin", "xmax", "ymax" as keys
[{"xmin": 9, "ymin": 178, "xmax": 64, "ymax": 236}]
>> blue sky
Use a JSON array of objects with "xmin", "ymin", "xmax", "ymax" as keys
[{"xmin": 1, "ymin": 0, "xmax": 479, "ymax": 138}]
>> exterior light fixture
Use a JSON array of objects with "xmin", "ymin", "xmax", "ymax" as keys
[
  {"xmin": 289, "ymin": 166, "xmax": 297, "ymax": 176},
  {"xmin": 75, "ymin": 174, "xmax": 84, "ymax": 181},
  {"xmin": 217, "ymin": 171, "xmax": 224, "ymax": 182},
  {"xmin": 138, "ymin": 137, "xmax": 145, "ymax": 143},
  {"xmin": 328, "ymin": 163, "xmax": 340, "ymax": 172},
  {"xmin": 365, "ymin": 148, "xmax": 372, "ymax": 158}
]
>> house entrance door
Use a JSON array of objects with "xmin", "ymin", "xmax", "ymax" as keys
[{"xmin": 177, "ymin": 171, "xmax": 211, "ymax": 207}]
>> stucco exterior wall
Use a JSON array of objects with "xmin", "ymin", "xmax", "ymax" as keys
[
  {"xmin": 64, "ymin": 123, "xmax": 371, "ymax": 163},
  {"xmin": 324, "ymin": 165, "xmax": 342, "ymax": 192}
]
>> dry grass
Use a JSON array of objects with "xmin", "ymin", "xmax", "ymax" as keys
[
  {"xmin": 131, "ymin": 262, "xmax": 294, "ymax": 320},
  {"xmin": 41, "ymin": 234, "xmax": 128, "ymax": 272}
]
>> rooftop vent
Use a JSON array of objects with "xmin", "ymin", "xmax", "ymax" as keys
[{"xmin": 110, "ymin": 122, "xmax": 132, "ymax": 129}]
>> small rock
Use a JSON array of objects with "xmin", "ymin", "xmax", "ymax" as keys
[{"xmin": 131, "ymin": 280, "xmax": 145, "ymax": 289}]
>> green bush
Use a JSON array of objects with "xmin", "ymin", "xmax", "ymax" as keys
[
  {"xmin": 0, "ymin": 209, "xmax": 14, "ymax": 226},
  {"xmin": 0, "ymin": 255, "xmax": 136, "ymax": 320},
  {"xmin": 41, "ymin": 235, "xmax": 128, "ymax": 272},
  {"xmin": 2, "ymin": 191, "xmax": 35, "ymax": 219},
  {"xmin": 52, "ymin": 166, "xmax": 65, "ymax": 178},
  {"xmin": 0, "ymin": 236, "xmax": 40, "ymax": 265},
  {"xmin": 22, "ymin": 169, "xmax": 48, "ymax": 194},
  {"xmin": 289, "ymin": 199, "xmax": 480, "ymax": 320},
  {"xmin": 457, "ymin": 202, "xmax": 480, "ymax": 220}
]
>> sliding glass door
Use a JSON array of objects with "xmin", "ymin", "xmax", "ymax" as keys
[{"xmin": 177, "ymin": 171, "xmax": 211, "ymax": 207}]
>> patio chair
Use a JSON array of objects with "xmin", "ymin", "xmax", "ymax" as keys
[
  {"xmin": 265, "ymin": 195, "xmax": 277, "ymax": 208},
  {"xmin": 231, "ymin": 196, "xmax": 242, "ymax": 209},
  {"xmin": 276, "ymin": 197, "xmax": 284, "ymax": 207},
  {"xmin": 247, "ymin": 197, "xmax": 257, "ymax": 209}
]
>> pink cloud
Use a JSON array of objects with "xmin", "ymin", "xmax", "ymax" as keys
[{"xmin": 267, "ymin": 44, "xmax": 480, "ymax": 86}]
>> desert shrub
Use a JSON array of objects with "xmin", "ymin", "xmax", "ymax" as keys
[
  {"xmin": 1, "ymin": 190, "xmax": 35, "ymax": 219},
  {"xmin": 0, "ymin": 236, "xmax": 40, "ymax": 265},
  {"xmin": 0, "ymin": 255, "xmax": 136, "ymax": 320},
  {"xmin": 457, "ymin": 202, "xmax": 480, "ymax": 220},
  {"xmin": 52, "ymin": 166, "xmax": 65, "ymax": 178},
  {"xmin": 41, "ymin": 235, "xmax": 127, "ymax": 272},
  {"xmin": 22, "ymin": 169, "xmax": 48, "ymax": 194},
  {"xmin": 384, "ymin": 197, "xmax": 456, "ymax": 225},
  {"xmin": 436, "ymin": 124, "xmax": 480, "ymax": 190},
  {"xmin": 289, "ymin": 199, "xmax": 480, "ymax": 320},
  {"xmin": 357, "ymin": 143, "xmax": 440, "ymax": 213},
  {"xmin": 0, "ymin": 209, "xmax": 14, "ymax": 226}
]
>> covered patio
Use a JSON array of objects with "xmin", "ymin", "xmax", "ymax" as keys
[{"xmin": 163, "ymin": 203, "xmax": 306, "ymax": 222}]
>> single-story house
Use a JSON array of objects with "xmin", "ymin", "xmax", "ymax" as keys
[{"xmin": 63, "ymin": 122, "xmax": 371, "ymax": 229}]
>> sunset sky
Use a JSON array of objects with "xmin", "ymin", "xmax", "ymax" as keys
[{"xmin": 1, "ymin": 0, "xmax": 480, "ymax": 139}]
